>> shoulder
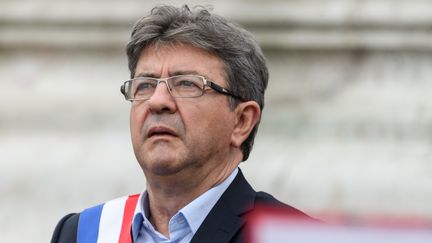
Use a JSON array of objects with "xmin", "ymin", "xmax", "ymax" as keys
[
  {"xmin": 254, "ymin": 191, "xmax": 289, "ymax": 207},
  {"xmin": 51, "ymin": 213, "xmax": 79, "ymax": 243},
  {"xmin": 50, "ymin": 193, "xmax": 140, "ymax": 243},
  {"xmin": 227, "ymin": 170, "xmax": 311, "ymax": 217},
  {"xmin": 254, "ymin": 191, "xmax": 313, "ymax": 218}
]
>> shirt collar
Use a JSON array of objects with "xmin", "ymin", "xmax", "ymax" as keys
[
  {"xmin": 180, "ymin": 168, "xmax": 238, "ymax": 234},
  {"xmin": 132, "ymin": 168, "xmax": 239, "ymax": 240}
]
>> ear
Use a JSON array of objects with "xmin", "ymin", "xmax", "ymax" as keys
[{"xmin": 231, "ymin": 101, "xmax": 261, "ymax": 148}]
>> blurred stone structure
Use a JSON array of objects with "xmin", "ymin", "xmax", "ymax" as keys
[{"xmin": 1, "ymin": 0, "xmax": 432, "ymax": 242}]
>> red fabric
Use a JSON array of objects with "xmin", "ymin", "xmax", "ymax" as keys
[{"xmin": 118, "ymin": 194, "xmax": 140, "ymax": 243}]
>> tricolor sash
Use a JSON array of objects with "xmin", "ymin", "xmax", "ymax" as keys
[{"xmin": 77, "ymin": 194, "xmax": 140, "ymax": 243}]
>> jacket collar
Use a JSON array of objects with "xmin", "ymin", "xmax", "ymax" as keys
[{"xmin": 190, "ymin": 169, "xmax": 256, "ymax": 243}]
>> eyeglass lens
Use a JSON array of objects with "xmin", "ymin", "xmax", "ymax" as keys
[{"xmin": 131, "ymin": 75, "xmax": 205, "ymax": 99}]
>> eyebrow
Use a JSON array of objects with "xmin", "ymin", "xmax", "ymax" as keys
[
  {"xmin": 134, "ymin": 70, "xmax": 203, "ymax": 78},
  {"xmin": 134, "ymin": 72, "xmax": 157, "ymax": 78},
  {"xmin": 170, "ymin": 70, "xmax": 201, "ymax": 76}
]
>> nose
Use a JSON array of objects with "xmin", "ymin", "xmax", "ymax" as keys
[{"xmin": 147, "ymin": 81, "xmax": 177, "ymax": 114}]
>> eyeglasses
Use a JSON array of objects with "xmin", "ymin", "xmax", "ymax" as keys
[{"xmin": 120, "ymin": 75, "xmax": 243, "ymax": 101}]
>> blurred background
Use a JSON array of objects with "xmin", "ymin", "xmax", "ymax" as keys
[{"xmin": 1, "ymin": 0, "xmax": 432, "ymax": 242}]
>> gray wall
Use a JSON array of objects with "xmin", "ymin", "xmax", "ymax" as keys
[{"xmin": 1, "ymin": 0, "xmax": 432, "ymax": 242}]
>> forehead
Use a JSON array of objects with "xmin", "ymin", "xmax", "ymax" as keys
[{"xmin": 135, "ymin": 43, "xmax": 226, "ymax": 80}]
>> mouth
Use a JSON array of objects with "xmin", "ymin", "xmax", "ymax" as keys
[{"xmin": 147, "ymin": 126, "xmax": 178, "ymax": 139}]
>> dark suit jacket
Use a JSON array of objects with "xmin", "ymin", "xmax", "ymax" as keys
[{"xmin": 51, "ymin": 170, "xmax": 310, "ymax": 243}]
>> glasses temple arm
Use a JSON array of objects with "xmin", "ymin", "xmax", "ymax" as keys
[{"xmin": 208, "ymin": 82, "xmax": 244, "ymax": 101}]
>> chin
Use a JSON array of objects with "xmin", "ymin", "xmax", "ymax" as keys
[
  {"xmin": 141, "ymin": 158, "xmax": 184, "ymax": 176},
  {"xmin": 151, "ymin": 167, "xmax": 182, "ymax": 176}
]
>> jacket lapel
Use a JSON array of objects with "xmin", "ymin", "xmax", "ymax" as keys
[{"xmin": 190, "ymin": 170, "xmax": 256, "ymax": 243}]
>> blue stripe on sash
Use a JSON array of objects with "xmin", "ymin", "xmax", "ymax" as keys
[{"xmin": 77, "ymin": 203, "xmax": 104, "ymax": 243}]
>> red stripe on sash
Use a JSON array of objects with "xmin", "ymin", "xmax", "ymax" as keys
[{"xmin": 118, "ymin": 194, "xmax": 140, "ymax": 243}]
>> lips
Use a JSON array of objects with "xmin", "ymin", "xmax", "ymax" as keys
[{"xmin": 147, "ymin": 126, "xmax": 177, "ymax": 138}]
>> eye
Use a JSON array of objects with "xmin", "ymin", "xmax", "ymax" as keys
[
  {"xmin": 172, "ymin": 77, "xmax": 201, "ymax": 89},
  {"xmin": 134, "ymin": 79, "xmax": 157, "ymax": 94},
  {"xmin": 176, "ymin": 79, "xmax": 196, "ymax": 87},
  {"xmin": 137, "ymin": 82, "xmax": 155, "ymax": 90}
]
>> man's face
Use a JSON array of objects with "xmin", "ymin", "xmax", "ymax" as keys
[{"xmin": 130, "ymin": 43, "xmax": 237, "ymax": 179}]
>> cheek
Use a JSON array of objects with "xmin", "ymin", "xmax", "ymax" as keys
[
  {"xmin": 130, "ymin": 104, "xmax": 147, "ymax": 140},
  {"xmin": 184, "ymin": 106, "xmax": 234, "ymax": 143}
]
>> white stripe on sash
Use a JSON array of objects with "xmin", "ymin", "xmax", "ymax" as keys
[
  {"xmin": 97, "ymin": 196, "xmax": 128, "ymax": 243},
  {"xmin": 133, "ymin": 195, "xmax": 141, "ymax": 218}
]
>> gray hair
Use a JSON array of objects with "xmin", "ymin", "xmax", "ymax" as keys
[{"xmin": 126, "ymin": 5, "xmax": 268, "ymax": 161}]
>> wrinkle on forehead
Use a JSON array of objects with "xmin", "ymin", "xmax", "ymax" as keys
[{"xmin": 136, "ymin": 42, "xmax": 227, "ymax": 83}]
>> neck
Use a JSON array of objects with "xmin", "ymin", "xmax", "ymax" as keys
[{"xmin": 144, "ymin": 152, "xmax": 242, "ymax": 237}]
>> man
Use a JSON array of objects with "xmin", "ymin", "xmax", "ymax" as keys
[{"xmin": 51, "ymin": 5, "xmax": 310, "ymax": 243}]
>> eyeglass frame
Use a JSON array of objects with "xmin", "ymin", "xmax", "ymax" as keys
[{"xmin": 120, "ymin": 74, "xmax": 244, "ymax": 101}]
